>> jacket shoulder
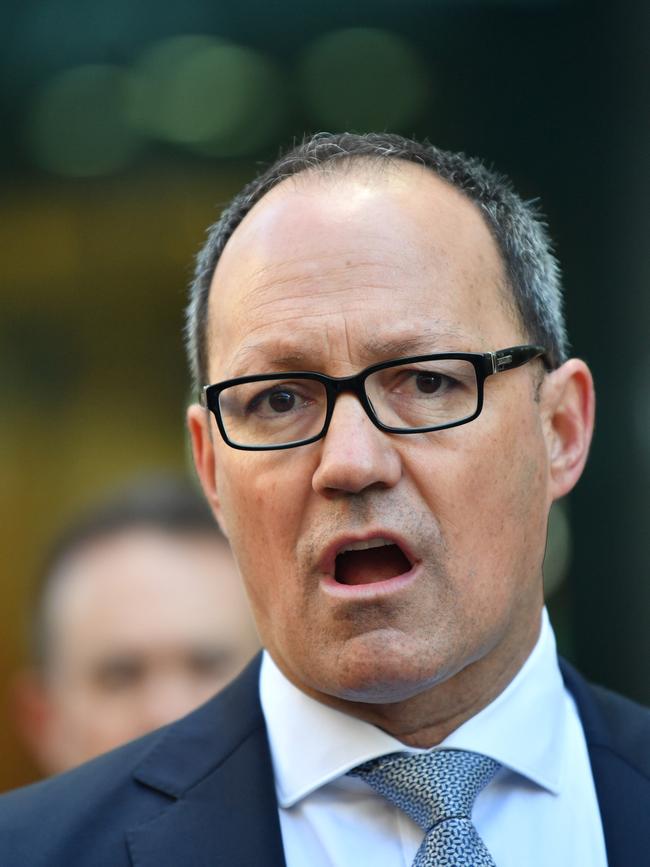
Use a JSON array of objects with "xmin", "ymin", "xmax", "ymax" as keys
[
  {"xmin": 0, "ymin": 728, "xmax": 171, "ymax": 867},
  {"xmin": 0, "ymin": 656, "xmax": 266, "ymax": 867},
  {"xmin": 561, "ymin": 658, "xmax": 650, "ymax": 780},
  {"xmin": 588, "ymin": 681, "xmax": 650, "ymax": 777},
  {"xmin": 561, "ymin": 659, "xmax": 650, "ymax": 863}
]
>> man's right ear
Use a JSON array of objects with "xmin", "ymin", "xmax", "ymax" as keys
[{"xmin": 187, "ymin": 404, "xmax": 223, "ymax": 528}]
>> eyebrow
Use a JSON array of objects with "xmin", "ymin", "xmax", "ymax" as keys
[
  {"xmin": 361, "ymin": 329, "xmax": 467, "ymax": 360},
  {"xmin": 226, "ymin": 346, "xmax": 313, "ymax": 376},
  {"xmin": 225, "ymin": 324, "xmax": 470, "ymax": 378}
]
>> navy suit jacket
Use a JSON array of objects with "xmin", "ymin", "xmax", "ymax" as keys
[{"xmin": 2, "ymin": 655, "xmax": 649, "ymax": 866}]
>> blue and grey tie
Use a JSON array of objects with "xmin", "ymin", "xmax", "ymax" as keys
[{"xmin": 349, "ymin": 749, "xmax": 500, "ymax": 866}]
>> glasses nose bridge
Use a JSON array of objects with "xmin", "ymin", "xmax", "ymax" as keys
[{"xmin": 327, "ymin": 371, "xmax": 373, "ymax": 419}]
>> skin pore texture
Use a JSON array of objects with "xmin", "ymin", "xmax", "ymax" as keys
[
  {"xmin": 16, "ymin": 528, "xmax": 260, "ymax": 774},
  {"xmin": 188, "ymin": 161, "xmax": 594, "ymax": 748}
]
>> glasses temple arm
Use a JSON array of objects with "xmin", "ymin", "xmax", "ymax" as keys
[{"xmin": 492, "ymin": 345, "xmax": 547, "ymax": 373}]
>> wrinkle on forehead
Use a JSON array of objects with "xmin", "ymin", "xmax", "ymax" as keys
[
  {"xmin": 247, "ymin": 249, "xmax": 398, "ymax": 288},
  {"xmin": 210, "ymin": 273, "xmax": 483, "ymax": 379},
  {"xmin": 210, "ymin": 250, "xmax": 418, "ymax": 352},
  {"xmin": 224, "ymin": 322, "xmax": 471, "ymax": 378},
  {"xmin": 206, "ymin": 162, "xmax": 522, "ymax": 379}
]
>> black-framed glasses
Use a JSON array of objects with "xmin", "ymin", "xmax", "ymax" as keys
[{"xmin": 202, "ymin": 344, "xmax": 547, "ymax": 451}]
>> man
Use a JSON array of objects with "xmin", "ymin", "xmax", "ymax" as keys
[
  {"xmin": 12, "ymin": 474, "xmax": 260, "ymax": 775},
  {"xmin": 2, "ymin": 133, "xmax": 649, "ymax": 866}
]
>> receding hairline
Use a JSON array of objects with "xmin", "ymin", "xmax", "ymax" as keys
[
  {"xmin": 204, "ymin": 154, "xmax": 522, "ymax": 360},
  {"xmin": 188, "ymin": 131, "xmax": 567, "ymax": 390},
  {"xmin": 214, "ymin": 153, "xmax": 498, "ymax": 265}
]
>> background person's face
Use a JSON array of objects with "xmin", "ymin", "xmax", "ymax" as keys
[
  {"xmin": 195, "ymin": 164, "xmax": 557, "ymax": 710},
  {"xmin": 22, "ymin": 529, "xmax": 259, "ymax": 774}
]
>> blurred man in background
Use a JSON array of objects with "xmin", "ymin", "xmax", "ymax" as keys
[{"xmin": 12, "ymin": 475, "xmax": 260, "ymax": 775}]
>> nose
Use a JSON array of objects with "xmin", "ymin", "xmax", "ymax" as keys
[{"xmin": 312, "ymin": 393, "xmax": 402, "ymax": 497}]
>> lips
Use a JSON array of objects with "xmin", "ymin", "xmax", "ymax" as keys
[{"xmin": 323, "ymin": 536, "xmax": 415, "ymax": 586}]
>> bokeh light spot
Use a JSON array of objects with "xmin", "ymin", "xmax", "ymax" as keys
[
  {"xmin": 129, "ymin": 36, "xmax": 285, "ymax": 157},
  {"xmin": 26, "ymin": 65, "xmax": 143, "ymax": 177},
  {"xmin": 300, "ymin": 28, "xmax": 430, "ymax": 132},
  {"xmin": 127, "ymin": 35, "xmax": 219, "ymax": 143}
]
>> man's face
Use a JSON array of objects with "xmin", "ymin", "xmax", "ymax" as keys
[
  {"xmin": 28, "ymin": 528, "xmax": 259, "ymax": 773},
  {"xmin": 195, "ymin": 164, "xmax": 555, "ymax": 711}
]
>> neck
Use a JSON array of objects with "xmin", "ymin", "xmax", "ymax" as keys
[{"xmin": 307, "ymin": 610, "xmax": 543, "ymax": 748}]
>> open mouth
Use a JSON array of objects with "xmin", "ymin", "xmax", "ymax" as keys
[{"xmin": 334, "ymin": 538, "xmax": 413, "ymax": 585}]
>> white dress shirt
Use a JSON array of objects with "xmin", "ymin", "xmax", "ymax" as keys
[{"xmin": 259, "ymin": 610, "xmax": 608, "ymax": 866}]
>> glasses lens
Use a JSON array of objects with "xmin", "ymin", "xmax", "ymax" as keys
[
  {"xmin": 218, "ymin": 377, "xmax": 328, "ymax": 447},
  {"xmin": 365, "ymin": 358, "xmax": 479, "ymax": 430}
]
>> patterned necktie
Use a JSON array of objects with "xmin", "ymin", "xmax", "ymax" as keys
[{"xmin": 349, "ymin": 749, "xmax": 500, "ymax": 866}]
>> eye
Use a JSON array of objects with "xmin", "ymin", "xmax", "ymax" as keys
[
  {"xmin": 415, "ymin": 372, "xmax": 443, "ymax": 394},
  {"xmin": 92, "ymin": 657, "xmax": 144, "ymax": 691},
  {"xmin": 244, "ymin": 381, "xmax": 320, "ymax": 419},
  {"xmin": 383, "ymin": 367, "xmax": 454, "ymax": 397},
  {"xmin": 247, "ymin": 385, "xmax": 302, "ymax": 416},
  {"xmin": 267, "ymin": 388, "xmax": 296, "ymax": 413},
  {"xmin": 187, "ymin": 648, "xmax": 232, "ymax": 678}
]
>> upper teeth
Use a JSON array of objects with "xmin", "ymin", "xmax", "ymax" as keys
[{"xmin": 339, "ymin": 537, "xmax": 393, "ymax": 553}]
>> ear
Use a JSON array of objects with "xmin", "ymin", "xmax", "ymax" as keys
[
  {"xmin": 187, "ymin": 403, "xmax": 225, "ymax": 530},
  {"xmin": 541, "ymin": 359, "xmax": 595, "ymax": 501},
  {"xmin": 9, "ymin": 670, "xmax": 57, "ymax": 773}
]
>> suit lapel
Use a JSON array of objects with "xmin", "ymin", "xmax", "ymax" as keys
[
  {"xmin": 126, "ymin": 655, "xmax": 286, "ymax": 867},
  {"xmin": 125, "ymin": 652, "xmax": 650, "ymax": 866},
  {"xmin": 561, "ymin": 659, "xmax": 650, "ymax": 867}
]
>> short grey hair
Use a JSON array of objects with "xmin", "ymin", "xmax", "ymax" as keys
[{"xmin": 185, "ymin": 132, "xmax": 568, "ymax": 390}]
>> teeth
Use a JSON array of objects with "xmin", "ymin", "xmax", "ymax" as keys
[{"xmin": 338, "ymin": 537, "xmax": 394, "ymax": 554}]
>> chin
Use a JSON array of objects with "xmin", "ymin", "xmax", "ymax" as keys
[{"xmin": 322, "ymin": 632, "xmax": 450, "ymax": 705}]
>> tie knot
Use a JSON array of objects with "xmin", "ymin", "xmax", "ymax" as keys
[{"xmin": 349, "ymin": 749, "xmax": 500, "ymax": 832}]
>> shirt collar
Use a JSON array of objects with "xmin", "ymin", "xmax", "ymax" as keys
[{"xmin": 260, "ymin": 609, "xmax": 567, "ymax": 807}]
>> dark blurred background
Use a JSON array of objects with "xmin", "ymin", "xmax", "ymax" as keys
[{"xmin": 1, "ymin": 0, "xmax": 648, "ymax": 791}]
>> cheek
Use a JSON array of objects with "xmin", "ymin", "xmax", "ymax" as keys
[
  {"xmin": 216, "ymin": 455, "xmax": 312, "ymax": 615},
  {"xmin": 409, "ymin": 421, "xmax": 548, "ymax": 582},
  {"xmin": 54, "ymin": 686, "xmax": 123, "ymax": 745}
]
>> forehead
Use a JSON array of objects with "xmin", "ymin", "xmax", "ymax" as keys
[
  {"xmin": 46, "ymin": 530, "xmax": 237, "ymax": 650},
  {"xmin": 207, "ymin": 162, "xmax": 518, "ymax": 378}
]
